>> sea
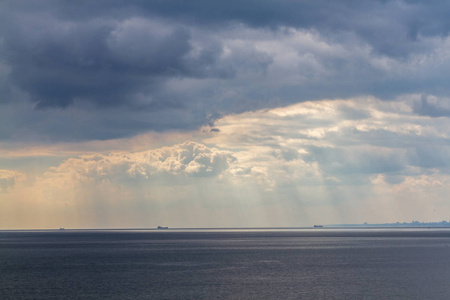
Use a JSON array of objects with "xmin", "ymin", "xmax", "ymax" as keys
[{"xmin": 1, "ymin": 228, "xmax": 450, "ymax": 299}]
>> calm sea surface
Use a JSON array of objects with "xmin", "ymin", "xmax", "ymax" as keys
[{"xmin": 1, "ymin": 228, "xmax": 450, "ymax": 299}]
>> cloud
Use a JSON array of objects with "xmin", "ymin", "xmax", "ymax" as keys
[
  {"xmin": 0, "ymin": 141, "xmax": 240, "ymax": 228},
  {"xmin": 3, "ymin": 96, "xmax": 450, "ymax": 228},
  {"xmin": 413, "ymin": 95, "xmax": 450, "ymax": 117},
  {"xmin": 2, "ymin": 1, "xmax": 450, "ymax": 141},
  {"xmin": 12, "ymin": 95, "xmax": 445, "ymax": 195},
  {"xmin": 0, "ymin": 169, "xmax": 24, "ymax": 192},
  {"xmin": 1, "ymin": 15, "xmax": 222, "ymax": 109},
  {"xmin": 2, "ymin": 1, "xmax": 450, "ymax": 229},
  {"xmin": 207, "ymin": 96, "xmax": 450, "ymax": 185},
  {"xmin": 47, "ymin": 141, "xmax": 236, "ymax": 183},
  {"xmin": 11, "ymin": 1, "xmax": 449, "ymax": 58}
]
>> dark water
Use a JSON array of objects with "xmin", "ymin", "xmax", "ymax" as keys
[{"xmin": 1, "ymin": 229, "xmax": 450, "ymax": 299}]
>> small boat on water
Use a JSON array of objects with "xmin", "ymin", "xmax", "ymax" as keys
[
  {"xmin": 59, "ymin": 228, "xmax": 65, "ymax": 230},
  {"xmin": 157, "ymin": 226, "xmax": 168, "ymax": 229},
  {"xmin": 313, "ymin": 225, "xmax": 323, "ymax": 228}
]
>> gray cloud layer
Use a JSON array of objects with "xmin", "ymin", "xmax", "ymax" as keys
[{"xmin": 1, "ymin": 0, "xmax": 450, "ymax": 141}]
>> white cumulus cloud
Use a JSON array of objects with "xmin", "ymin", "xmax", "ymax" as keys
[{"xmin": 47, "ymin": 141, "xmax": 236, "ymax": 184}]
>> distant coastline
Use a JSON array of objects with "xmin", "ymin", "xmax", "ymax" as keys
[
  {"xmin": 328, "ymin": 221, "xmax": 450, "ymax": 227},
  {"xmin": 3, "ymin": 222, "xmax": 450, "ymax": 231}
]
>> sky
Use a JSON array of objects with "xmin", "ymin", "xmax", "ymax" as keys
[{"xmin": 1, "ymin": 0, "xmax": 450, "ymax": 229}]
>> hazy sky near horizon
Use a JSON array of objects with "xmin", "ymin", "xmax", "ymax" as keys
[{"xmin": 2, "ymin": 0, "xmax": 450, "ymax": 228}]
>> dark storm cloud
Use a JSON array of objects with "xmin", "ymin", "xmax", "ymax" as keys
[
  {"xmin": 1, "ymin": 0, "xmax": 450, "ymax": 141},
  {"xmin": 0, "ymin": 12, "xmax": 233, "ymax": 108},
  {"xmin": 23, "ymin": 0, "xmax": 449, "ymax": 57}
]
